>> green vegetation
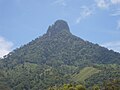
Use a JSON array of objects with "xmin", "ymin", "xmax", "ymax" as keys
[
  {"xmin": 48, "ymin": 79, "xmax": 120, "ymax": 90},
  {"xmin": 85, "ymin": 64, "xmax": 120, "ymax": 87},
  {"xmin": 0, "ymin": 20, "xmax": 120, "ymax": 90},
  {"xmin": 72, "ymin": 67, "xmax": 100, "ymax": 82}
]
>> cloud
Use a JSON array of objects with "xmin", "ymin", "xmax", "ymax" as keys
[
  {"xmin": 111, "ymin": 9, "xmax": 120, "ymax": 16},
  {"xmin": 95, "ymin": 0, "xmax": 110, "ymax": 9},
  {"xmin": 101, "ymin": 41, "xmax": 120, "ymax": 53},
  {"xmin": 117, "ymin": 20, "xmax": 120, "ymax": 29},
  {"xmin": 76, "ymin": 6, "xmax": 94, "ymax": 24},
  {"xmin": 95, "ymin": 0, "xmax": 120, "ymax": 9},
  {"xmin": 111, "ymin": 0, "xmax": 120, "ymax": 4},
  {"xmin": 0, "ymin": 36, "xmax": 13, "ymax": 58},
  {"xmin": 52, "ymin": 0, "xmax": 67, "ymax": 6}
]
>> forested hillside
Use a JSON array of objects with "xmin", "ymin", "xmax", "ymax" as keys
[{"xmin": 0, "ymin": 20, "xmax": 120, "ymax": 90}]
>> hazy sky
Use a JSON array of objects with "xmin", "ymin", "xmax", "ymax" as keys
[{"xmin": 0, "ymin": 0, "xmax": 120, "ymax": 57}]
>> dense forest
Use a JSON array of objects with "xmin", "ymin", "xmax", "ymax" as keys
[
  {"xmin": 0, "ymin": 20, "xmax": 120, "ymax": 90},
  {"xmin": 48, "ymin": 79, "xmax": 120, "ymax": 90}
]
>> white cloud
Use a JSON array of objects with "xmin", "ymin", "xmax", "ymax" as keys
[
  {"xmin": 101, "ymin": 41, "xmax": 120, "ymax": 52},
  {"xmin": 95, "ymin": 0, "xmax": 120, "ymax": 9},
  {"xmin": 76, "ymin": 6, "xmax": 94, "ymax": 23},
  {"xmin": 52, "ymin": 0, "xmax": 67, "ymax": 6},
  {"xmin": 111, "ymin": 9, "xmax": 120, "ymax": 16},
  {"xmin": 117, "ymin": 20, "xmax": 120, "ymax": 29},
  {"xmin": 95, "ymin": 0, "xmax": 110, "ymax": 9},
  {"xmin": 111, "ymin": 0, "xmax": 120, "ymax": 4},
  {"xmin": 0, "ymin": 36, "xmax": 13, "ymax": 58}
]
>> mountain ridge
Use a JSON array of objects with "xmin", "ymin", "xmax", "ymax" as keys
[
  {"xmin": 1, "ymin": 20, "xmax": 120, "ymax": 67},
  {"xmin": 0, "ymin": 20, "xmax": 120, "ymax": 90}
]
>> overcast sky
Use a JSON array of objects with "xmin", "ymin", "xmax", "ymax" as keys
[{"xmin": 0, "ymin": 0, "xmax": 120, "ymax": 57}]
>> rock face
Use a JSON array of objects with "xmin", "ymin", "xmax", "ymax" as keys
[{"xmin": 47, "ymin": 20, "xmax": 70, "ymax": 36}]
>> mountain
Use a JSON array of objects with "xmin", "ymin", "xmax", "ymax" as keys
[{"xmin": 0, "ymin": 20, "xmax": 120, "ymax": 90}]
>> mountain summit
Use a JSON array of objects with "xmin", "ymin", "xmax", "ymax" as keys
[
  {"xmin": 0, "ymin": 20, "xmax": 120, "ymax": 90},
  {"xmin": 47, "ymin": 20, "xmax": 70, "ymax": 36}
]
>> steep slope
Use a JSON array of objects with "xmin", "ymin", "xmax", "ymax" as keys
[
  {"xmin": 0, "ymin": 20, "xmax": 120, "ymax": 90},
  {"xmin": 1, "ymin": 20, "xmax": 120, "ymax": 68}
]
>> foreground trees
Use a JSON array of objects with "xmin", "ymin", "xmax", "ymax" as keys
[
  {"xmin": 48, "ymin": 79, "xmax": 120, "ymax": 90},
  {"xmin": 48, "ymin": 84, "xmax": 86, "ymax": 90}
]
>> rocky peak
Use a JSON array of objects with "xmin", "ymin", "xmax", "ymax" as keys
[{"xmin": 47, "ymin": 20, "xmax": 70, "ymax": 36}]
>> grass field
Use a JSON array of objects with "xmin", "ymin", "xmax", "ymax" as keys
[{"xmin": 72, "ymin": 67, "xmax": 100, "ymax": 82}]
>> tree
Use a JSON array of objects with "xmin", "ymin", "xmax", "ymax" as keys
[
  {"xmin": 92, "ymin": 85, "xmax": 100, "ymax": 90},
  {"xmin": 76, "ymin": 85, "xmax": 86, "ymax": 90}
]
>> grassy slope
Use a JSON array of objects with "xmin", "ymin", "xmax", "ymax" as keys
[{"xmin": 72, "ymin": 67, "xmax": 100, "ymax": 82}]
